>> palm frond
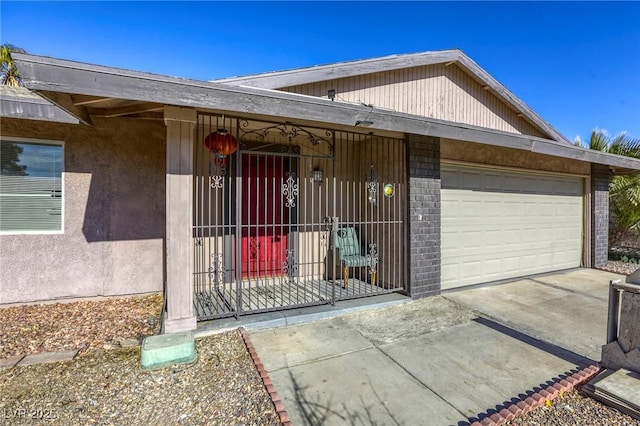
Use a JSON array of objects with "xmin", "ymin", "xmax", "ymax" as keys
[{"xmin": 589, "ymin": 130, "xmax": 610, "ymax": 152}]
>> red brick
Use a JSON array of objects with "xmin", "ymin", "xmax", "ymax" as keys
[
  {"xmin": 552, "ymin": 383, "xmax": 564, "ymax": 393},
  {"xmin": 508, "ymin": 404, "xmax": 523, "ymax": 416},
  {"xmin": 469, "ymin": 422, "xmax": 483, "ymax": 426},
  {"xmin": 565, "ymin": 376, "xmax": 579, "ymax": 386},
  {"xmin": 274, "ymin": 400, "xmax": 286, "ymax": 412},
  {"xmin": 266, "ymin": 384, "xmax": 276, "ymax": 394},
  {"xmin": 480, "ymin": 417, "xmax": 496, "ymax": 426},
  {"xmin": 539, "ymin": 389, "xmax": 553, "ymax": 399},
  {"xmin": 516, "ymin": 401, "xmax": 529, "ymax": 413},
  {"xmin": 523, "ymin": 397, "xmax": 538, "ymax": 408},
  {"xmin": 530, "ymin": 393, "xmax": 545, "ymax": 407},
  {"xmin": 282, "ymin": 422, "xmax": 293, "ymax": 426},
  {"xmin": 545, "ymin": 386, "xmax": 559, "ymax": 399},
  {"xmin": 279, "ymin": 412, "xmax": 290, "ymax": 423},
  {"xmin": 263, "ymin": 377, "xmax": 272, "ymax": 386},
  {"xmin": 559, "ymin": 379, "xmax": 573, "ymax": 391},
  {"xmin": 498, "ymin": 408, "xmax": 514, "ymax": 421},
  {"xmin": 259, "ymin": 370, "xmax": 269, "ymax": 379},
  {"xmin": 489, "ymin": 413, "xmax": 505, "ymax": 425}
]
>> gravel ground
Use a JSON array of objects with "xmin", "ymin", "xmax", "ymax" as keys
[
  {"xmin": 0, "ymin": 330, "xmax": 280, "ymax": 425},
  {"xmin": 0, "ymin": 294, "xmax": 163, "ymax": 358},
  {"xmin": 601, "ymin": 260, "xmax": 640, "ymax": 276},
  {"xmin": 508, "ymin": 389, "xmax": 639, "ymax": 426}
]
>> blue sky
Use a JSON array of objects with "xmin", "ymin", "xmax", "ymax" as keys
[{"xmin": 2, "ymin": 1, "xmax": 639, "ymax": 142}]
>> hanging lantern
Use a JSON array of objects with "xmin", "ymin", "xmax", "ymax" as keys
[
  {"xmin": 204, "ymin": 129, "xmax": 238, "ymax": 158},
  {"xmin": 205, "ymin": 129, "xmax": 237, "ymax": 177}
]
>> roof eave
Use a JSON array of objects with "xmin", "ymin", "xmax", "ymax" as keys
[
  {"xmin": 0, "ymin": 95, "xmax": 80, "ymax": 124},
  {"xmin": 213, "ymin": 49, "xmax": 571, "ymax": 145},
  {"xmin": 11, "ymin": 53, "xmax": 640, "ymax": 174}
]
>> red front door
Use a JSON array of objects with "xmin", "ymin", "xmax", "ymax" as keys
[{"xmin": 241, "ymin": 154, "xmax": 288, "ymax": 278}]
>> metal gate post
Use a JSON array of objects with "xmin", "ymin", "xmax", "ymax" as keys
[{"xmin": 234, "ymin": 137, "xmax": 243, "ymax": 319}]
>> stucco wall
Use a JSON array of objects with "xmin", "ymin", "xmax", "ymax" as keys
[{"xmin": 0, "ymin": 117, "xmax": 165, "ymax": 304}]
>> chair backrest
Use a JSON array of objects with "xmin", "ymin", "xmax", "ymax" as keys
[{"xmin": 332, "ymin": 228, "xmax": 361, "ymax": 257}]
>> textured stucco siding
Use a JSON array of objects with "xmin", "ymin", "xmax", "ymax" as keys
[{"xmin": 0, "ymin": 117, "xmax": 165, "ymax": 304}]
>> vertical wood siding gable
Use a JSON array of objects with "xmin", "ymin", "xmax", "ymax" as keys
[{"xmin": 282, "ymin": 64, "xmax": 546, "ymax": 138}]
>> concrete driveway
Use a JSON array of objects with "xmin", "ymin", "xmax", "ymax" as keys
[{"xmin": 247, "ymin": 268, "xmax": 625, "ymax": 425}]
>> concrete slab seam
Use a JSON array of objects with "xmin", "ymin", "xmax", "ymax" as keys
[
  {"xmin": 240, "ymin": 327, "xmax": 292, "ymax": 426},
  {"xmin": 469, "ymin": 365, "xmax": 601, "ymax": 426}
]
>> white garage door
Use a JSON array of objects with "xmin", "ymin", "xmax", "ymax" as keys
[{"xmin": 441, "ymin": 163, "xmax": 584, "ymax": 289}]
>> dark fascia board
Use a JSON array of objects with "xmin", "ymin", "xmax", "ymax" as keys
[
  {"xmin": 213, "ymin": 49, "xmax": 571, "ymax": 145},
  {"xmin": 0, "ymin": 87, "xmax": 79, "ymax": 124},
  {"xmin": 12, "ymin": 52, "xmax": 640, "ymax": 174}
]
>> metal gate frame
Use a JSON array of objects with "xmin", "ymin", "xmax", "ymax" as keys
[{"xmin": 193, "ymin": 113, "xmax": 406, "ymax": 320}]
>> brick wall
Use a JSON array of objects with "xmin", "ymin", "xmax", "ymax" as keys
[
  {"xmin": 591, "ymin": 163, "xmax": 610, "ymax": 267},
  {"xmin": 406, "ymin": 134, "xmax": 441, "ymax": 299}
]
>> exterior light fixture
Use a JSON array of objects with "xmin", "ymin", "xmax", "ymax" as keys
[{"xmin": 312, "ymin": 168, "xmax": 323, "ymax": 184}]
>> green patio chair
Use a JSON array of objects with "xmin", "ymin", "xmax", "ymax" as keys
[{"xmin": 331, "ymin": 227, "xmax": 378, "ymax": 289}]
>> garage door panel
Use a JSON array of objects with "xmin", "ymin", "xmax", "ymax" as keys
[{"xmin": 441, "ymin": 164, "xmax": 583, "ymax": 289}]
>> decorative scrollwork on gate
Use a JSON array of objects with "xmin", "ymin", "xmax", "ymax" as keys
[
  {"xmin": 210, "ymin": 175, "xmax": 224, "ymax": 189},
  {"xmin": 282, "ymin": 172, "xmax": 298, "ymax": 208},
  {"xmin": 238, "ymin": 120, "xmax": 334, "ymax": 155},
  {"xmin": 368, "ymin": 243, "xmax": 378, "ymax": 275},
  {"xmin": 240, "ymin": 120, "xmax": 333, "ymax": 149},
  {"xmin": 208, "ymin": 253, "xmax": 225, "ymax": 286},
  {"xmin": 282, "ymin": 249, "xmax": 298, "ymax": 285}
]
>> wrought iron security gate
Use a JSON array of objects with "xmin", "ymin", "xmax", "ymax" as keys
[{"xmin": 193, "ymin": 113, "xmax": 406, "ymax": 320}]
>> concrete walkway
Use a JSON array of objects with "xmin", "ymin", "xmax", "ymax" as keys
[
  {"xmin": 445, "ymin": 268, "xmax": 625, "ymax": 361},
  {"xmin": 248, "ymin": 268, "xmax": 624, "ymax": 425}
]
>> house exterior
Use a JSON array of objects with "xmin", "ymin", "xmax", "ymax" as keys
[{"xmin": 1, "ymin": 49, "xmax": 639, "ymax": 334}]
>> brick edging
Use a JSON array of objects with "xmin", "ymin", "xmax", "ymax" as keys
[
  {"xmin": 240, "ymin": 327, "xmax": 292, "ymax": 426},
  {"xmin": 470, "ymin": 365, "xmax": 601, "ymax": 426}
]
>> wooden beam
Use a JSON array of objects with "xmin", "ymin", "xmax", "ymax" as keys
[
  {"xmin": 36, "ymin": 91, "xmax": 92, "ymax": 125},
  {"xmin": 12, "ymin": 53, "xmax": 640, "ymax": 173},
  {"xmin": 72, "ymin": 95, "xmax": 117, "ymax": 106},
  {"xmin": 88, "ymin": 102, "xmax": 163, "ymax": 117}
]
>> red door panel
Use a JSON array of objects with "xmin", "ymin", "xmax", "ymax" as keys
[{"xmin": 241, "ymin": 155, "xmax": 288, "ymax": 278}]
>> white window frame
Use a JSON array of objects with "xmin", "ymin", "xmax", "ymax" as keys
[{"xmin": 0, "ymin": 136, "xmax": 65, "ymax": 235}]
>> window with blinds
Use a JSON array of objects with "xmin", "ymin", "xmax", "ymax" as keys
[{"xmin": 0, "ymin": 139, "xmax": 63, "ymax": 233}]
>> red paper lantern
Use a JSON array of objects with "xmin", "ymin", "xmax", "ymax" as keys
[{"xmin": 204, "ymin": 130, "xmax": 237, "ymax": 157}]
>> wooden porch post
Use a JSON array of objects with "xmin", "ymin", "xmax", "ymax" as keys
[{"xmin": 163, "ymin": 106, "xmax": 197, "ymax": 333}]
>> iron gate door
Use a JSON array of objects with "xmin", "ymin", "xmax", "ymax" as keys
[{"xmin": 193, "ymin": 114, "xmax": 406, "ymax": 320}]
